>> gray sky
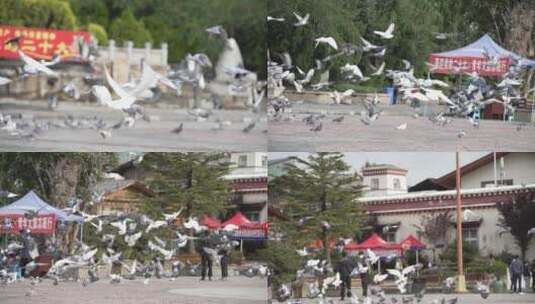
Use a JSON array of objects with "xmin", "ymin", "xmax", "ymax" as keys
[{"xmin": 269, "ymin": 152, "xmax": 488, "ymax": 186}]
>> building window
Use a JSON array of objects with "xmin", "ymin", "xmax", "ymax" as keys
[
  {"xmin": 481, "ymin": 179, "xmax": 513, "ymax": 188},
  {"xmin": 238, "ymin": 155, "xmax": 247, "ymax": 168},
  {"xmin": 393, "ymin": 178, "xmax": 401, "ymax": 190},
  {"xmin": 262, "ymin": 155, "xmax": 268, "ymax": 167},
  {"xmin": 462, "ymin": 227, "xmax": 479, "ymax": 249},
  {"xmin": 371, "ymin": 178, "xmax": 379, "ymax": 190}
]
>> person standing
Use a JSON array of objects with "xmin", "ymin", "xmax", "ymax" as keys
[
  {"xmin": 219, "ymin": 248, "xmax": 229, "ymax": 280},
  {"xmin": 19, "ymin": 229, "xmax": 35, "ymax": 277},
  {"xmin": 200, "ymin": 249, "xmax": 213, "ymax": 281},
  {"xmin": 509, "ymin": 256, "xmax": 523, "ymax": 293},
  {"xmin": 358, "ymin": 251, "xmax": 370, "ymax": 298},
  {"xmin": 335, "ymin": 252, "xmax": 354, "ymax": 301},
  {"xmin": 523, "ymin": 261, "xmax": 531, "ymax": 292}
]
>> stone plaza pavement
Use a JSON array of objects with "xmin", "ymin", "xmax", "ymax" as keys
[
  {"xmin": 0, "ymin": 98, "xmax": 267, "ymax": 152},
  {"xmin": 0, "ymin": 276, "xmax": 267, "ymax": 304},
  {"xmin": 268, "ymin": 102, "xmax": 535, "ymax": 152},
  {"xmin": 284, "ymin": 292, "xmax": 535, "ymax": 304}
]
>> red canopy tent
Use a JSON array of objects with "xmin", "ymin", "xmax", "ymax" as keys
[
  {"xmin": 399, "ymin": 234, "xmax": 426, "ymax": 251},
  {"xmin": 345, "ymin": 233, "xmax": 402, "ymax": 256},
  {"xmin": 200, "ymin": 215, "xmax": 221, "ymax": 230},
  {"xmin": 222, "ymin": 212, "xmax": 267, "ymax": 241},
  {"xmin": 344, "ymin": 241, "xmax": 360, "ymax": 251}
]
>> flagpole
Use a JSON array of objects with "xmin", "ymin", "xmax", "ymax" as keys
[{"xmin": 456, "ymin": 151, "xmax": 467, "ymax": 292}]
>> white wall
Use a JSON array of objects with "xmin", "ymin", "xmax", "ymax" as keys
[
  {"xmin": 363, "ymin": 173, "xmax": 407, "ymax": 197},
  {"xmin": 374, "ymin": 207, "xmax": 535, "ymax": 261},
  {"xmin": 227, "ymin": 152, "xmax": 268, "ymax": 179},
  {"xmin": 461, "ymin": 153, "xmax": 535, "ymax": 189}
]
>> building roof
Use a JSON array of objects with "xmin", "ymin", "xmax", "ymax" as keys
[
  {"xmin": 432, "ymin": 152, "xmax": 509, "ymax": 189},
  {"xmin": 363, "ymin": 163, "xmax": 407, "ymax": 171},
  {"xmin": 362, "ymin": 163, "xmax": 408, "ymax": 177},
  {"xmin": 409, "ymin": 152, "xmax": 510, "ymax": 191},
  {"xmin": 268, "ymin": 157, "xmax": 294, "ymax": 166},
  {"xmin": 95, "ymin": 179, "xmax": 154, "ymax": 197},
  {"xmin": 360, "ymin": 183, "xmax": 535, "ymax": 214}
]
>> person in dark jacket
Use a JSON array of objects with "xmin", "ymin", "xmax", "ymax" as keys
[
  {"xmin": 358, "ymin": 251, "xmax": 370, "ymax": 298},
  {"xmin": 219, "ymin": 248, "xmax": 230, "ymax": 280},
  {"xmin": 335, "ymin": 252, "xmax": 354, "ymax": 301},
  {"xmin": 196, "ymin": 231, "xmax": 213, "ymax": 281},
  {"xmin": 19, "ymin": 229, "xmax": 35, "ymax": 277},
  {"xmin": 510, "ymin": 256, "xmax": 523, "ymax": 293}
]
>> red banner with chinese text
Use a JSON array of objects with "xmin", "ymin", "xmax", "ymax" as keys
[
  {"xmin": 0, "ymin": 214, "xmax": 56, "ymax": 235},
  {"xmin": 428, "ymin": 55, "xmax": 511, "ymax": 77},
  {"xmin": 0, "ymin": 25, "xmax": 92, "ymax": 62}
]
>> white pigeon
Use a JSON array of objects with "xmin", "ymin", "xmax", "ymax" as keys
[
  {"xmin": 110, "ymin": 219, "xmax": 131, "ymax": 235},
  {"xmin": 147, "ymin": 240, "xmax": 175, "ymax": 260},
  {"xmin": 396, "ymin": 123, "xmax": 407, "ymax": 130},
  {"xmin": 314, "ymin": 37, "xmax": 338, "ymax": 50},
  {"xmin": 330, "ymin": 89, "xmax": 354, "ymax": 105},
  {"xmin": 373, "ymin": 273, "xmax": 389, "ymax": 284},
  {"xmin": 88, "ymin": 219, "xmax": 103, "ymax": 233},
  {"xmin": 366, "ymin": 249, "xmax": 379, "ymax": 264},
  {"xmin": 18, "ymin": 50, "xmax": 59, "ymax": 77},
  {"xmin": 92, "ymin": 67, "xmax": 136, "ymax": 110},
  {"xmin": 124, "ymin": 232, "xmax": 142, "ymax": 247},
  {"xmin": 293, "ymin": 12, "xmax": 310, "ymax": 27},
  {"xmin": 144, "ymin": 218, "xmax": 168, "ymax": 233},
  {"xmin": 374, "ymin": 23, "xmax": 395, "ymax": 39},
  {"xmin": 371, "ymin": 62, "xmax": 386, "ymax": 76},
  {"xmin": 163, "ymin": 207, "xmax": 184, "ymax": 222},
  {"xmin": 267, "ymin": 16, "xmax": 285, "ymax": 22},
  {"xmin": 296, "ymin": 247, "xmax": 309, "ymax": 257},
  {"xmin": 0, "ymin": 76, "xmax": 12, "ymax": 86},
  {"xmin": 183, "ymin": 217, "xmax": 207, "ymax": 233},
  {"xmin": 361, "ymin": 37, "xmax": 380, "ymax": 52},
  {"xmin": 341, "ymin": 63, "xmax": 363, "ymax": 79}
]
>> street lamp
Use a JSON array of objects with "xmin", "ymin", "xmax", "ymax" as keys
[{"xmin": 455, "ymin": 151, "xmax": 467, "ymax": 292}]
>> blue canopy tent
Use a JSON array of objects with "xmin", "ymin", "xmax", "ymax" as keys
[
  {"xmin": 429, "ymin": 34, "xmax": 535, "ymax": 76},
  {"xmin": 0, "ymin": 190, "xmax": 83, "ymax": 223},
  {"xmin": 0, "ymin": 190, "xmax": 83, "ymax": 242}
]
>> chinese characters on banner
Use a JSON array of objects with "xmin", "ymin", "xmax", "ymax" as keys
[
  {"xmin": 428, "ymin": 55, "xmax": 511, "ymax": 77},
  {"xmin": 0, "ymin": 214, "xmax": 56, "ymax": 235},
  {"xmin": 229, "ymin": 223, "xmax": 269, "ymax": 241},
  {"xmin": 0, "ymin": 25, "xmax": 92, "ymax": 62}
]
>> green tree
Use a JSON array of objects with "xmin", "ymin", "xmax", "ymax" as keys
[
  {"xmin": 497, "ymin": 192, "xmax": 535, "ymax": 261},
  {"xmin": 140, "ymin": 152, "xmax": 232, "ymax": 252},
  {"xmin": 108, "ymin": 9, "xmax": 152, "ymax": 47},
  {"xmin": 0, "ymin": 153, "xmax": 117, "ymax": 252},
  {"xmin": 88, "ymin": 23, "xmax": 108, "ymax": 45},
  {"xmin": 274, "ymin": 153, "xmax": 365, "ymax": 264},
  {"xmin": 0, "ymin": 0, "xmax": 77, "ymax": 29}
]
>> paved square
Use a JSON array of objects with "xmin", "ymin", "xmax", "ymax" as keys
[
  {"xmin": 284, "ymin": 293, "xmax": 535, "ymax": 304},
  {"xmin": 1, "ymin": 276, "xmax": 267, "ymax": 304},
  {"xmin": 0, "ymin": 99, "xmax": 267, "ymax": 152},
  {"xmin": 268, "ymin": 103, "xmax": 535, "ymax": 152}
]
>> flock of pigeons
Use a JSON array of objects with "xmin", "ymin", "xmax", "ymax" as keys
[
  {"xmin": 0, "ymin": 25, "xmax": 265, "ymax": 142},
  {"xmin": 276, "ymin": 240, "xmax": 491, "ymax": 304},
  {"xmin": 0, "ymin": 202, "xmax": 269, "ymax": 296},
  {"xmin": 267, "ymin": 11, "xmax": 534, "ymax": 138}
]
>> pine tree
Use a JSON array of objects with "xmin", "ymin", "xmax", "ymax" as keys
[
  {"xmin": 140, "ymin": 152, "xmax": 232, "ymax": 252},
  {"xmin": 274, "ymin": 152, "xmax": 365, "ymax": 265}
]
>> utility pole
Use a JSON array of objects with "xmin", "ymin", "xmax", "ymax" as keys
[{"xmin": 456, "ymin": 151, "xmax": 467, "ymax": 292}]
